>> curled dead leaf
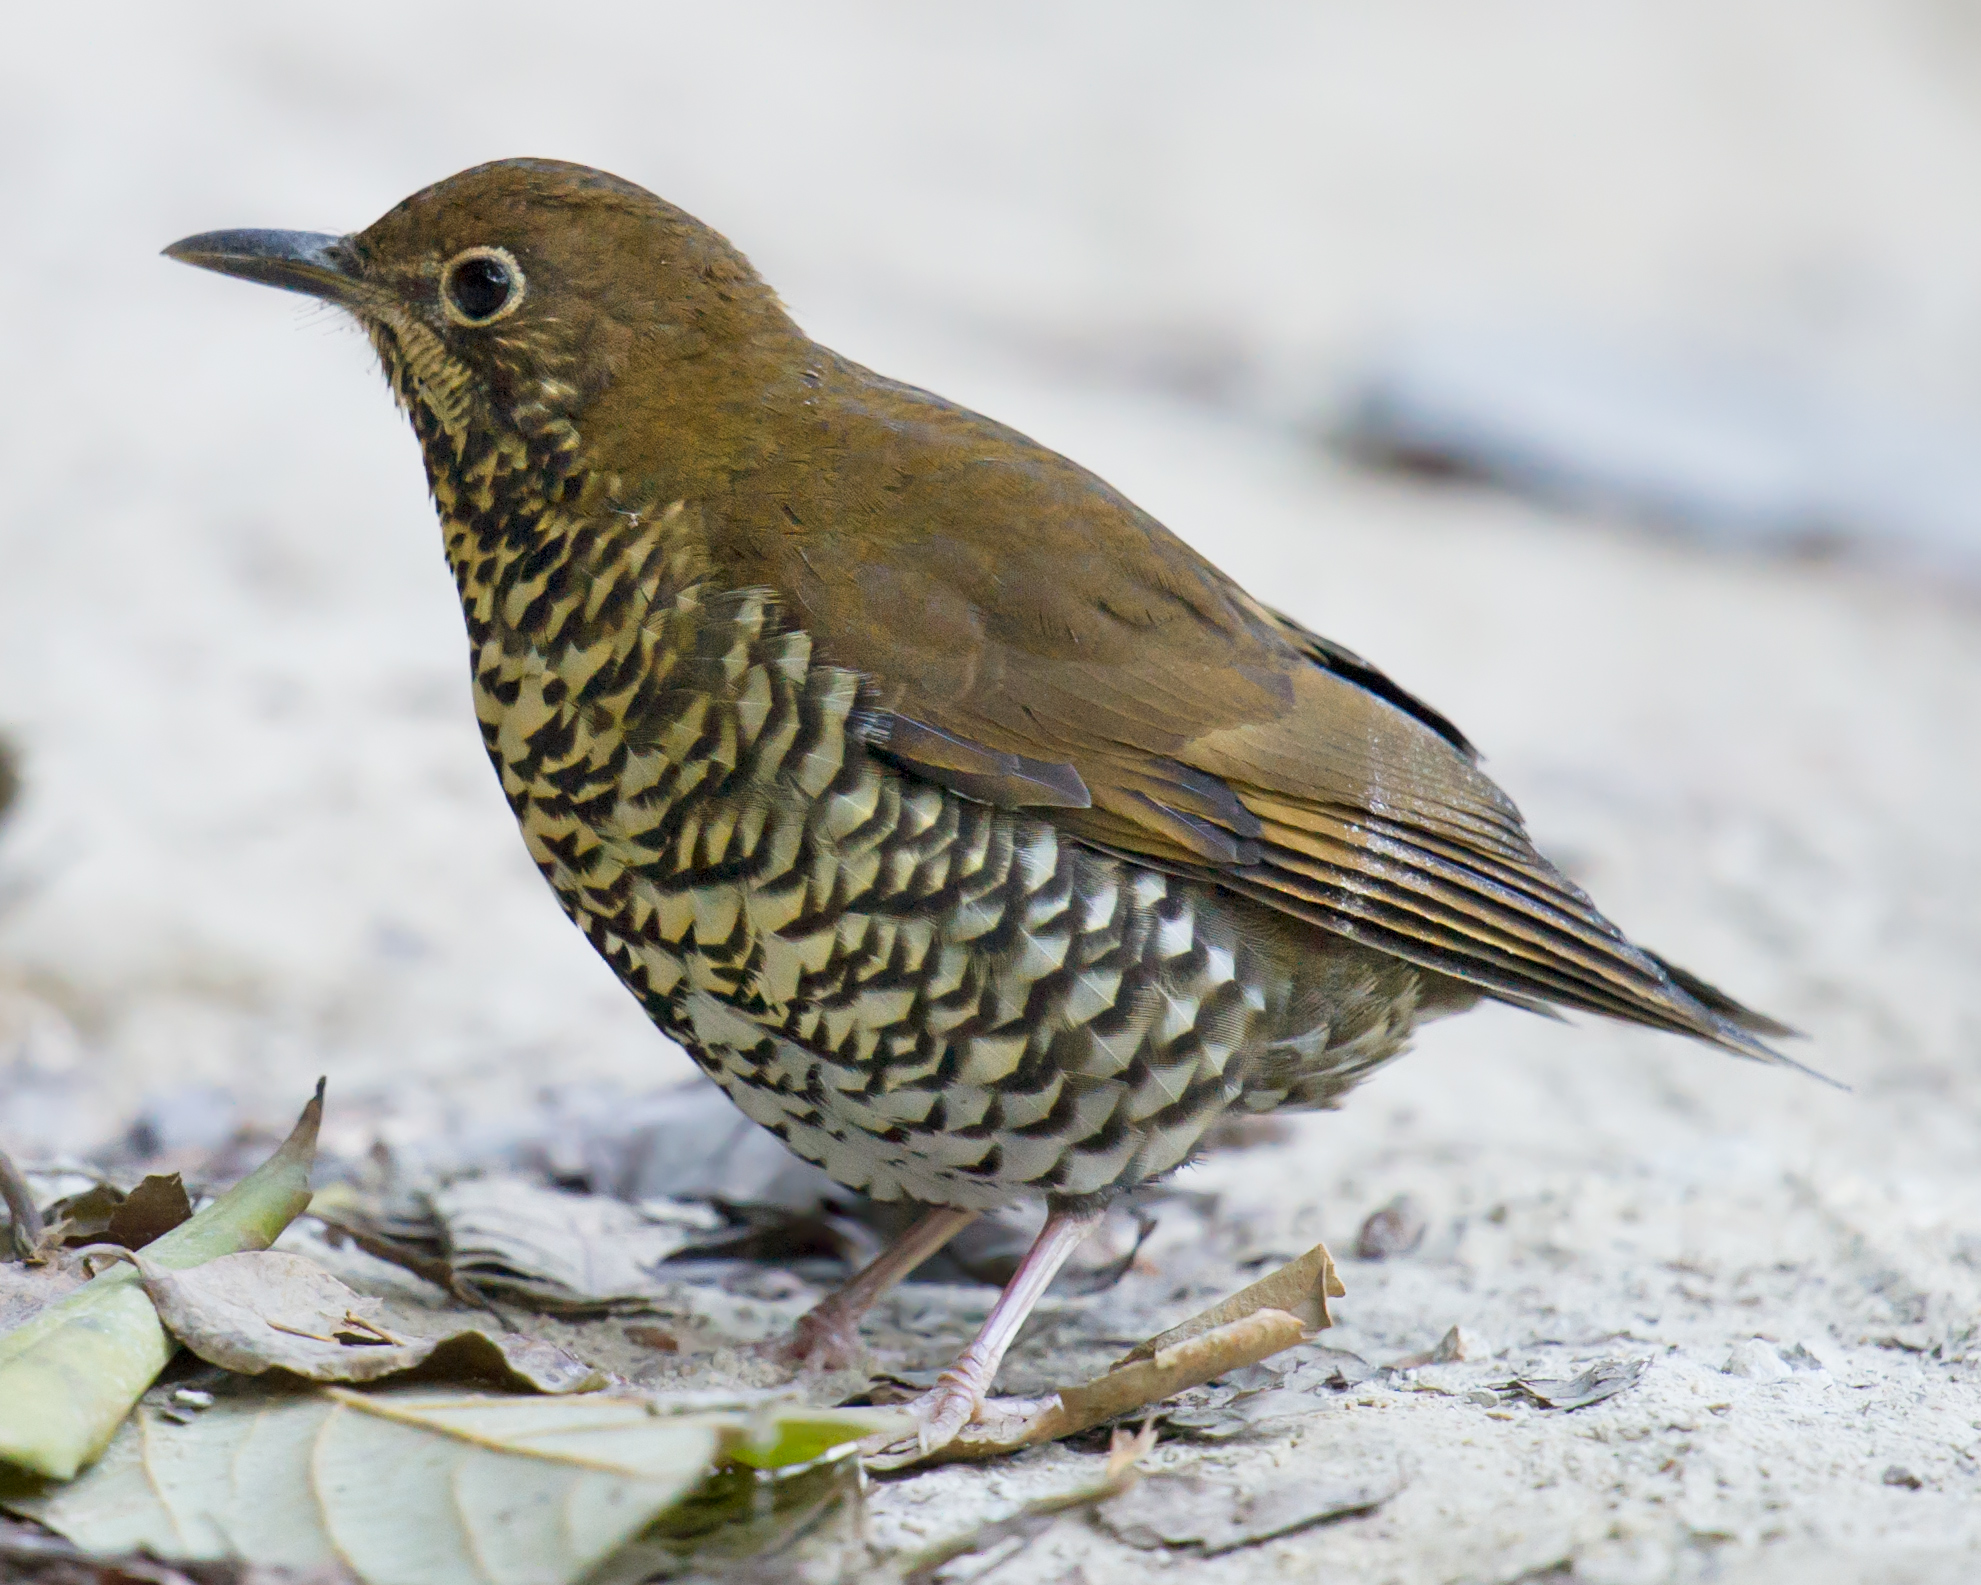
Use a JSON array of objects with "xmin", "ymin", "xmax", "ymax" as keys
[
  {"xmin": 103, "ymin": 1175, "xmax": 195, "ymax": 1252},
  {"xmin": 24, "ymin": 1174, "xmax": 195, "ymax": 1260},
  {"xmin": 868, "ymin": 1240, "xmax": 1342, "ymax": 1468},
  {"xmin": 1115, "ymin": 1240, "xmax": 1342, "ymax": 1366}
]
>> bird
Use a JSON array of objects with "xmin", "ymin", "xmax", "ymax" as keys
[{"xmin": 165, "ymin": 159, "xmax": 1803, "ymax": 1455}]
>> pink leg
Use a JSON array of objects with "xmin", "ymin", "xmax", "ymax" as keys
[
  {"xmin": 892, "ymin": 1208, "xmax": 1103, "ymax": 1456},
  {"xmin": 773, "ymin": 1205, "xmax": 979, "ymax": 1369}
]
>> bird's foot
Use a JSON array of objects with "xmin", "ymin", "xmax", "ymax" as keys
[
  {"xmin": 859, "ymin": 1209, "xmax": 1101, "ymax": 1467},
  {"xmin": 859, "ymin": 1360, "xmax": 992, "ymax": 1464},
  {"xmin": 902, "ymin": 1370, "xmax": 985, "ymax": 1456},
  {"xmin": 754, "ymin": 1206, "xmax": 982, "ymax": 1376},
  {"xmin": 759, "ymin": 1304, "xmax": 867, "ymax": 1372}
]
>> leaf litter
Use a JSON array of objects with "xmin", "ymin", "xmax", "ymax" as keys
[
  {"xmin": 5, "ymin": 1387, "xmax": 905, "ymax": 1585},
  {"xmin": 7, "ymin": 1171, "xmax": 196, "ymax": 1266},
  {"xmin": 433, "ymin": 1179, "xmax": 719, "ymax": 1310},
  {"xmin": 312, "ymin": 1165, "xmax": 1161, "ymax": 1314},
  {"xmin": 75, "ymin": 1247, "xmax": 603, "ymax": 1392},
  {"xmin": 1, "ymin": 1509, "xmax": 360, "ymax": 1584},
  {"xmin": 3, "ymin": 1074, "xmax": 1392, "ymax": 1581},
  {"xmin": 1502, "ymin": 1356, "xmax": 1650, "ymax": 1410},
  {"xmin": 0, "ymin": 1083, "xmax": 323, "ymax": 1480}
]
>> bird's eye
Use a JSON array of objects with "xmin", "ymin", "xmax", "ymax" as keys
[{"xmin": 440, "ymin": 246, "xmax": 524, "ymax": 326}]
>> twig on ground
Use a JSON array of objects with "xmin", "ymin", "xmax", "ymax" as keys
[
  {"xmin": 899, "ymin": 1423, "xmax": 1157, "ymax": 1584},
  {"xmin": 0, "ymin": 1144, "xmax": 44, "ymax": 1262}
]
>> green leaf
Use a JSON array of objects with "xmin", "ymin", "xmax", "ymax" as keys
[
  {"xmin": 0, "ymin": 1082, "xmax": 324, "ymax": 1479},
  {"xmin": 723, "ymin": 1406, "xmax": 913, "ymax": 1469},
  {"xmin": 4, "ymin": 1387, "xmax": 906, "ymax": 1585}
]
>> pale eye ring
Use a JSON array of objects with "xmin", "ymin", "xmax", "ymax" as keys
[{"xmin": 440, "ymin": 245, "xmax": 525, "ymax": 326}]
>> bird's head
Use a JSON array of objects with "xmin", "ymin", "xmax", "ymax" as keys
[{"xmin": 166, "ymin": 159, "xmax": 799, "ymax": 466}]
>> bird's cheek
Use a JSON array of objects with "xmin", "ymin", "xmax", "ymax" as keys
[
  {"xmin": 576, "ymin": 316, "xmax": 636, "ymax": 406},
  {"xmin": 485, "ymin": 358, "xmax": 522, "ymax": 417}
]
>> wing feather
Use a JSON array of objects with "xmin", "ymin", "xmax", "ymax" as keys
[{"xmin": 702, "ymin": 358, "xmax": 1801, "ymax": 1065}]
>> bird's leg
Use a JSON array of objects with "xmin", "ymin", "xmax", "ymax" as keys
[
  {"xmin": 895, "ymin": 1207, "xmax": 1103, "ymax": 1456},
  {"xmin": 773, "ymin": 1205, "xmax": 980, "ymax": 1369}
]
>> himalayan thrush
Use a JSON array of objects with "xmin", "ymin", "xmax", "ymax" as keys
[{"xmin": 166, "ymin": 159, "xmax": 1801, "ymax": 1455}]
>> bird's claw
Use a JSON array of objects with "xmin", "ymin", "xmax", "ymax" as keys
[
  {"xmin": 910, "ymin": 1374, "xmax": 983, "ymax": 1454},
  {"xmin": 860, "ymin": 1370, "xmax": 986, "ymax": 1464}
]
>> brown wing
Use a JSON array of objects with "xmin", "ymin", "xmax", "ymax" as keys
[{"xmin": 707, "ymin": 360, "xmax": 1798, "ymax": 1062}]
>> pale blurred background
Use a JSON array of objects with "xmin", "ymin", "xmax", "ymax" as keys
[
  {"xmin": 1, "ymin": 8, "xmax": 1979, "ymax": 1573},
  {"xmin": 3, "ymin": 0, "xmax": 1977, "ymax": 1136}
]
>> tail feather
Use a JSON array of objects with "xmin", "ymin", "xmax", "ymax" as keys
[
  {"xmin": 1643, "ymin": 951, "xmax": 1801, "ymax": 1039},
  {"xmin": 1639, "ymin": 950, "xmax": 1843, "ymax": 1089}
]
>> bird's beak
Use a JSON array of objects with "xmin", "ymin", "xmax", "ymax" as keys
[{"xmin": 162, "ymin": 229, "xmax": 361, "ymax": 304}]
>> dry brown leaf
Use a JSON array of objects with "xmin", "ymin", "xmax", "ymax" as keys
[
  {"xmin": 83, "ymin": 1247, "xmax": 603, "ymax": 1392},
  {"xmin": 35, "ymin": 1184, "xmax": 123, "ymax": 1254},
  {"xmin": 872, "ymin": 1240, "xmax": 1341, "ymax": 1468},
  {"xmin": 27, "ymin": 1173, "xmax": 195, "ymax": 1261},
  {"xmin": 429, "ymin": 1179, "xmax": 709, "ymax": 1310},
  {"xmin": 103, "ymin": 1175, "xmax": 195, "ymax": 1252},
  {"xmin": 1114, "ymin": 1240, "xmax": 1343, "ymax": 1365},
  {"xmin": 1505, "ymin": 1356, "xmax": 1648, "ymax": 1410},
  {"xmin": 313, "ymin": 1178, "xmax": 716, "ymax": 1315}
]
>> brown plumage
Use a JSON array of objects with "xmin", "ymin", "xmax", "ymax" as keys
[{"xmin": 165, "ymin": 159, "xmax": 1801, "ymax": 1455}]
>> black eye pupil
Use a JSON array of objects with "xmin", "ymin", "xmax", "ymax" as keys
[{"xmin": 447, "ymin": 256, "xmax": 513, "ymax": 321}]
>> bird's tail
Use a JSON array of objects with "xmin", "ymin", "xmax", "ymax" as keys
[{"xmin": 1639, "ymin": 949, "xmax": 1842, "ymax": 1088}]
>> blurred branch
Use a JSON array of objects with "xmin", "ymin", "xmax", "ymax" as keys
[
  {"xmin": 0, "ymin": 735, "xmax": 18, "ymax": 829},
  {"xmin": 0, "ymin": 1145, "xmax": 43, "ymax": 1262}
]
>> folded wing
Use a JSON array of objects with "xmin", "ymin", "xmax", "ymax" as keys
[{"xmin": 716, "ymin": 371, "xmax": 1800, "ymax": 1063}]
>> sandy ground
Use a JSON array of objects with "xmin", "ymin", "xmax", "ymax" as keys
[{"xmin": 2, "ymin": 5, "xmax": 1979, "ymax": 1581}]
